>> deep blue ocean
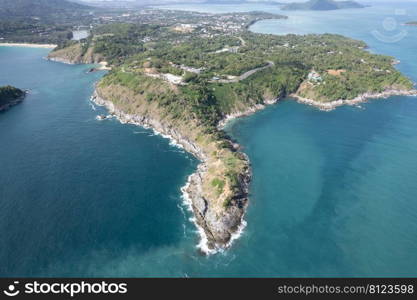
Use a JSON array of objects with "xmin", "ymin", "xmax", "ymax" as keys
[{"xmin": 1, "ymin": 2, "xmax": 417, "ymax": 277}]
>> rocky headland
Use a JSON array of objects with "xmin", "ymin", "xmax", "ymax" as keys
[
  {"xmin": 91, "ymin": 87, "xmax": 251, "ymax": 253},
  {"xmin": 0, "ymin": 85, "xmax": 26, "ymax": 112}
]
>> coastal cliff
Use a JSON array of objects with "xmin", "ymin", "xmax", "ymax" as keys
[
  {"xmin": 47, "ymin": 43, "xmax": 103, "ymax": 65},
  {"xmin": 92, "ymin": 84, "xmax": 252, "ymax": 252},
  {"xmin": 0, "ymin": 85, "xmax": 26, "ymax": 112}
]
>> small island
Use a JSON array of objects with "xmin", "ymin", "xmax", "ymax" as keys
[
  {"xmin": 405, "ymin": 21, "xmax": 417, "ymax": 26},
  {"xmin": 0, "ymin": 85, "xmax": 26, "ymax": 112},
  {"xmin": 282, "ymin": 0, "xmax": 365, "ymax": 11}
]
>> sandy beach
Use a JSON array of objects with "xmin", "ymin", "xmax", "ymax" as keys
[
  {"xmin": 97, "ymin": 61, "xmax": 111, "ymax": 70},
  {"xmin": 0, "ymin": 43, "xmax": 57, "ymax": 49}
]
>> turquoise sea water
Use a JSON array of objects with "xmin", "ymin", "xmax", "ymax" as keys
[{"xmin": 1, "ymin": 2, "xmax": 417, "ymax": 277}]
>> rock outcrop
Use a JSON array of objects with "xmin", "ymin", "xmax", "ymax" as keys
[
  {"xmin": 47, "ymin": 43, "xmax": 103, "ymax": 65},
  {"xmin": 0, "ymin": 85, "xmax": 26, "ymax": 112},
  {"xmin": 92, "ymin": 86, "xmax": 251, "ymax": 253}
]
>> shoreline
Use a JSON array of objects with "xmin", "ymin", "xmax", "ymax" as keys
[
  {"xmin": 291, "ymin": 89, "xmax": 417, "ymax": 111},
  {"xmin": 48, "ymin": 56, "xmax": 111, "ymax": 71},
  {"xmin": 0, "ymin": 43, "xmax": 57, "ymax": 49},
  {"xmin": 217, "ymin": 98, "xmax": 279, "ymax": 130},
  {"xmin": 0, "ymin": 93, "xmax": 26, "ymax": 112},
  {"xmin": 47, "ymin": 57, "xmax": 76, "ymax": 65},
  {"xmin": 90, "ymin": 90, "xmax": 250, "ymax": 254}
]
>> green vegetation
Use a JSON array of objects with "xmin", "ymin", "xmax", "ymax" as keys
[
  {"xmin": 43, "ymin": 9, "xmax": 415, "ymax": 236},
  {"xmin": 1, "ymin": 3, "xmax": 286, "ymax": 47},
  {"xmin": 0, "ymin": 21, "xmax": 73, "ymax": 44},
  {"xmin": 0, "ymin": 0, "xmax": 95, "ymax": 44},
  {"xmin": 0, "ymin": 0, "xmax": 91, "ymax": 22},
  {"xmin": 91, "ymin": 24, "xmax": 161, "ymax": 65},
  {"xmin": 86, "ymin": 23, "xmax": 412, "ymax": 210},
  {"xmin": 91, "ymin": 25, "xmax": 412, "ymax": 110},
  {"xmin": 2, "ymin": 0, "xmax": 412, "ymax": 247},
  {"xmin": 282, "ymin": 0, "xmax": 365, "ymax": 11},
  {"xmin": 211, "ymin": 178, "xmax": 226, "ymax": 196},
  {"xmin": 0, "ymin": 85, "xmax": 25, "ymax": 109},
  {"xmin": 85, "ymin": 30, "xmax": 414, "ymax": 210},
  {"xmin": 0, "ymin": 0, "xmax": 89, "ymax": 15}
]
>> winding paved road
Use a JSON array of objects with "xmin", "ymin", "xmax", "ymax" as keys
[{"xmin": 212, "ymin": 60, "xmax": 275, "ymax": 83}]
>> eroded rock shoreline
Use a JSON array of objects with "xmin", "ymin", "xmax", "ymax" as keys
[
  {"xmin": 0, "ymin": 96, "xmax": 25, "ymax": 112},
  {"xmin": 291, "ymin": 89, "xmax": 417, "ymax": 111},
  {"xmin": 91, "ymin": 90, "xmax": 251, "ymax": 254},
  {"xmin": 0, "ymin": 88, "xmax": 26, "ymax": 112}
]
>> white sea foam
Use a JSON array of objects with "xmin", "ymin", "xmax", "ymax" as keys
[
  {"xmin": 91, "ymin": 95, "xmax": 186, "ymax": 153},
  {"xmin": 180, "ymin": 175, "xmax": 217, "ymax": 255},
  {"xmin": 133, "ymin": 130, "xmax": 147, "ymax": 135},
  {"xmin": 180, "ymin": 173, "xmax": 246, "ymax": 255},
  {"xmin": 91, "ymin": 93, "xmax": 246, "ymax": 255}
]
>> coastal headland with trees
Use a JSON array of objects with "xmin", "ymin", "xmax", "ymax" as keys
[{"xmin": 2, "ymin": 0, "xmax": 415, "ymax": 252}]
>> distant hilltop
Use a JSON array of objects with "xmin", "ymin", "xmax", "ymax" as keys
[
  {"xmin": 281, "ymin": 0, "xmax": 366, "ymax": 11},
  {"xmin": 0, "ymin": 0, "xmax": 91, "ymax": 18}
]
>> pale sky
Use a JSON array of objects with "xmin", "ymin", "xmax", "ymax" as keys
[{"xmin": 80, "ymin": 0, "xmax": 417, "ymax": 3}]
